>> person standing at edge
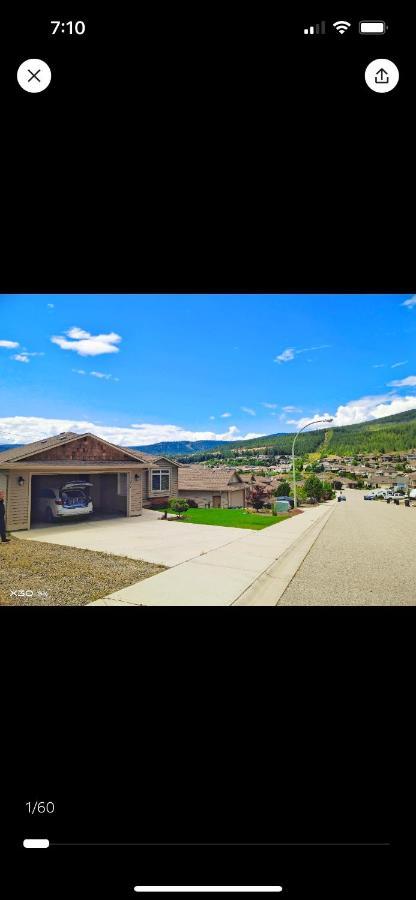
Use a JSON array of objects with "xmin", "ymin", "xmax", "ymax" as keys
[{"xmin": 0, "ymin": 491, "xmax": 10, "ymax": 542}]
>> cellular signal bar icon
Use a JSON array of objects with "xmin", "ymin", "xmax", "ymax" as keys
[{"xmin": 304, "ymin": 21, "xmax": 326, "ymax": 35}]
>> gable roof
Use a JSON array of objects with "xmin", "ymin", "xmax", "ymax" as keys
[
  {"xmin": 126, "ymin": 448, "xmax": 181, "ymax": 467},
  {"xmin": 0, "ymin": 432, "xmax": 80, "ymax": 464},
  {"xmin": 0, "ymin": 431, "xmax": 179, "ymax": 467},
  {"xmin": 178, "ymin": 465, "xmax": 244, "ymax": 491}
]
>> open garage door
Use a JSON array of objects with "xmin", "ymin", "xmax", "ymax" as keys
[{"xmin": 30, "ymin": 473, "xmax": 128, "ymax": 525}]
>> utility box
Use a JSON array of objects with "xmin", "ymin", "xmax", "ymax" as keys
[{"xmin": 274, "ymin": 500, "xmax": 290, "ymax": 513}]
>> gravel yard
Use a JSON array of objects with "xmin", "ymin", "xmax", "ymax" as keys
[{"xmin": 0, "ymin": 538, "xmax": 165, "ymax": 606}]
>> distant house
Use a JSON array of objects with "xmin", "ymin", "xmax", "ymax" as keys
[
  {"xmin": 239, "ymin": 473, "xmax": 256, "ymax": 485},
  {"xmin": 366, "ymin": 474, "xmax": 395, "ymax": 489},
  {"xmin": 178, "ymin": 466, "xmax": 249, "ymax": 509}
]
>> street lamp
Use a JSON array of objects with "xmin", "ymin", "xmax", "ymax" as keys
[{"xmin": 292, "ymin": 418, "xmax": 333, "ymax": 508}]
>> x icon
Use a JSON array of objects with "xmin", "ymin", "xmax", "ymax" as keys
[
  {"xmin": 27, "ymin": 68, "xmax": 41, "ymax": 83},
  {"xmin": 17, "ymin": 58, "xmax": 51, "ymax": 92}
]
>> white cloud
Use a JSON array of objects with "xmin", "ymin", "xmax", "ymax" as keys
[
  {"xmin": 372, "ymin": 364, "xmax": 385, "ymax": 368},
  {"xmin": 241, "ymin": 406, "xmax": 256, "ymax": 416},
  {"xmin": 47, "ymin": 303, "xmax": 54, "ymax": 309},
  {"xmin": 73, "ymin": 368, "xmax": 118, "ymax": 381},
  {"xmin": 275, "ymin": 348, "xmax": 295, "ymax": 363},
  {"xmin": 10, "ymin": 351, "xmax": 44, "ymax": 363},
  {"xmin": 274, "ymin": 344, "xmax": 330, "ymax": 363},
  {"xmin": 0, "ymin": 340, "xmax": 19, "ymax": 349},
  {"xmin": 402, "ymin": 296, "xmax": 416, "ymax": 309},
  {"xmin": 298, "ymin": 344, "xmax": 331, "ymax": 353},
  {"xmin": 282, "ymin": 405, "xmax": 302, "ymax": 413},
  {"xmin": 0, "ymin": 417, "xmax": 265, "ymax": 447},
  {"xmin": 209, "ymin": 416, "xmax": 215, "ymax": 420},
  {"xmin": 262, "ymin": 402, "xmax": 277, "ymax": 409},
  {"xmin": 51, "ymin": 327, "xmax": 122, "ymax": 357},
  {"xmin": 90, "ymin": 371, "xmax": 112, "ymax": 380},
  {"xmin": 387, "ymin": 376, "xmax": 416, "ymax": 387},
  {"xmin": 287, "ymin": 393, "xmax": 416, "ymax": 430},
  {"xmin": 391, "ymin": 361, "xmax": 408, "ymax": 368},
  {"xmin": 220, "ymin": 412, "xmax": 232, "ymax": 418}
]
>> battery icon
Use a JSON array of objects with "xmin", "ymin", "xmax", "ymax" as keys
[{"xmin": 359, "ymin": 21, "xmax": 387, "ymax": 34}]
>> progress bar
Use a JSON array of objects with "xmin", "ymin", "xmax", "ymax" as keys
[
  {"xmin": 133, "ymin": 890, "xmax": 283, "ymax": 895},
  {"xmin": 22, "ymin": 840, "xmax": 392, "ymax": 848}
]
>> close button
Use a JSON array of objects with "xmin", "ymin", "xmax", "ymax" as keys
[{"xmin": 17, "ymin": 58, "xmax": 52, "ymax": 93}]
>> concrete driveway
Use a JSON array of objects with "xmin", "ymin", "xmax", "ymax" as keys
[
  {"xmin": 13, "ymin": 504, "xmax": 337, "ymax": 605},
  {"xmin": 12, "ymin": 510, "xmax": 249, "ymax": 567}
]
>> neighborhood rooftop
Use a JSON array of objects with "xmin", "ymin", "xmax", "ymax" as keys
[{"xmin": 178, "ymin": 465, "xmax": 245, "ymax": 491}]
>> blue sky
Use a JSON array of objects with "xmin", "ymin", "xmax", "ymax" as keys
[{"xmin": 1, "ymin": 294, "xmax": 415, "ymax": 445}]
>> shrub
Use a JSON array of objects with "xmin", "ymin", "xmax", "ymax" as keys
[
  {"xmin": 186, "ymin": 498, "xmax": 198, "ymax": 508},
  {"xmin": 249, "ymin": 484, "xmax": 268, "ymax": 510},
  {"xmin": 167, "ymin": 498, "xmax": 189, "ymax": 519},
  {"xmin": 321, "ymin": 480, "xmax": 336, "ymax": 500},
  {"xmin": 275, "ymin": 481, "xmax": 291, "ymax": 497},
  {"xmin": 148, "ymin": 498, "xmax": 168, "ymax": 511},
  {"xmin": 304, "ymin": 475, "xmax": 325, "ymax": 501}
]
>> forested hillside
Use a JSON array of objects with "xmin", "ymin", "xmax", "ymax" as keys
[{"xmin": 1, "ymin": 408, "xmax": 416, "ymax": 460}]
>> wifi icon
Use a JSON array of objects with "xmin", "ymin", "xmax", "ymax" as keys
[{"xmin": 333, "ymin": 20, "xmax": 351, "ymax": 34}]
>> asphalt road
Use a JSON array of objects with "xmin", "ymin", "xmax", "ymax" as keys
[{"xmin": 279, "ymin": 489, "xmax": 416, "ymax": 605}]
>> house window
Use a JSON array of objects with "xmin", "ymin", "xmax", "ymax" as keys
[{"xmin": 151, "ymin": 468, "xmax": 170, "ymax": 492}]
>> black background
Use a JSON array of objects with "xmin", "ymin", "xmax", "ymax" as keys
[{"xmin": 2, "ymin": 7, "xmax": 414, "ymax": 899}]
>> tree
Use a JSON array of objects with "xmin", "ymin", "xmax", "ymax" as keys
[
  {"xmin": 321, "ymin": 480, "xmax": 335, "ymax": 500},
  {"xmin": 167, "ymin": 498, "xmax": 189, "ymax": 519},
  {"xmin": 249, "ymin": 484, "xmax": 268, "ymax": 510},
  {"xmin": 304, "ymin": 474, "xmax": 324, "ymax": 501},
  {"xmin": 275, "ymin": 481, "xmax": 291, "ymax": 497}
]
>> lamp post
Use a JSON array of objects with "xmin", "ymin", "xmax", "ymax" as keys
[{"xmin": 292, "ymin": 418, "xmax": 333, "ymax": 508}]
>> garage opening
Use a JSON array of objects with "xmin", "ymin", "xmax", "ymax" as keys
[{"xmin": 30, "ymin": 473, "xmax": 128, "ymax": 525}]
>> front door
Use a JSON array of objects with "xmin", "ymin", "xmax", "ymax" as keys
[{"xmin": 212, "ymin": 494, "xmax": 221, "ymax": 508}]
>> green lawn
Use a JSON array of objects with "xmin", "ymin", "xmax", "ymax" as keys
[{"xmin": 175, "ymin": 508, "xmax": 289, "ymax": 530}]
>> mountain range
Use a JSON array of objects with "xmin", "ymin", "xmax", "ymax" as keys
[{"xmin": 1, "ymin": 408, "xmax": 416, "ymax": 459}]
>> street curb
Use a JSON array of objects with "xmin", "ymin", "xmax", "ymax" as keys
[{"xmin": 232, "ymin": 501, "xmax": 337, "ymax": 606}]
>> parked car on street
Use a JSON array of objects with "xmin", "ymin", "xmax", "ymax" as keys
[
  {"xmin": 337, "ymin": 493, "xmax": 346, "ymax": 501},
  {"xmin": 364, "ymin": 493, "xmax": 375, "ymax": 500},
  {"xmin": 34, "ymin": 482, "xmax": 93, "ymax": 523}
]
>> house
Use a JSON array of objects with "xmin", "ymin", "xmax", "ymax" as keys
[
  {"xmin": 365, "ymin": 474, "xmax": 395, "ymax": 489},
  {"xmin": 239, "ymin": 473, "xmax": 256, "ymax": 485},
  {"xmin": 0, "ymin": 431, "xmax": 180, "ymax": 531},
  {"xmin": 178, "ymin": 465, "xmax": 249, "ymax": 508}
]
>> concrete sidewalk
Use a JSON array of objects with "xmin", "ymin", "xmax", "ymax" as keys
[{"xmin": 88, "ymin": 502, "xmax": 336, "ymax": 606}]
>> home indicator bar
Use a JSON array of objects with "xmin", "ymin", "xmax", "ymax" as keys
[{"xmin": 133, "ymin": 889, "xmax": 284, "ymax": 895}]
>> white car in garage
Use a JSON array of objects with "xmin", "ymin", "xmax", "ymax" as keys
[{"xmin": 34, "ymin": 482, "xmax": 93, "ymax": 523}]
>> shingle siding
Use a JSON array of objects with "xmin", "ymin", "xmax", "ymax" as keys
[{"xmin": 29, "ymin": 435, "xmax": 134, "ymax": 462}]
